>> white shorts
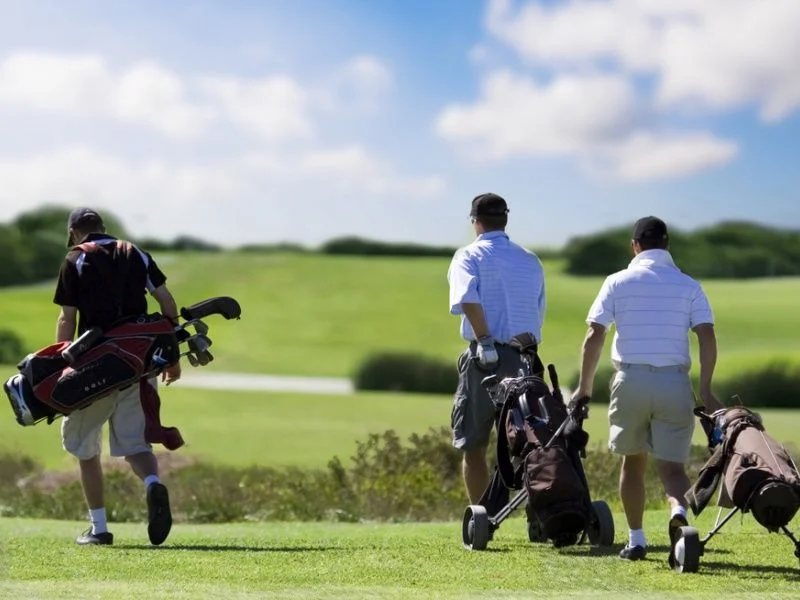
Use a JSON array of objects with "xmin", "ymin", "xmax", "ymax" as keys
[{"xmin": 61, "ymin": 378, "xmax": 156, "ymax": 460}]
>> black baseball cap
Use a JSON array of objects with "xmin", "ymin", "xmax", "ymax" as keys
[
  {"xmin": 632, "ymin": 216, "xmax": 668, "ymax": 241},
  {"xmin": 67, "ymin": 207, "xmax": 105, "ymax": 247},
  {"xmin": 470, "ymin": 193, "xmax": 509, "ymax": 218}
]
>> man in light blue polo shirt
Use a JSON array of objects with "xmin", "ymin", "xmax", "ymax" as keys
[{"xmin": 447, "ymin": 193, "xmax": 547, "ymax": 503}]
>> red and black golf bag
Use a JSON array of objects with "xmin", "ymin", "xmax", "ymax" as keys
[{"xmin": 4, "ymin": 296, "xmax": 241, "ymax": 444}]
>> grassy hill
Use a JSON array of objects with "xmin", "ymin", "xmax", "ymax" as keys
[{"xmin": 2, "ymin": 252, "xmax": 800, "ymax": 383}]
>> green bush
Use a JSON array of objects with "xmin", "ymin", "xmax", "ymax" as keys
[
  {"xmin": 568, "ymin": 358, "xmax": 800, "ymax": 409},
  {"xmin": 717, "ymin": 359, "xmax": 800, "ymax": 408},
  {"xmin": 0, "ymin": 427, "xmax": 721, "ymax": 524},
  {"xmin": 353, "ymin": 352, "xmax": 458, "ymax": 394},
  {"xmin": 320, "ymin": 236, "xmax": 458, "ymax": 258},
  {"xmin": 0, "ymin": 329, "xmax": 24, "ymax": 364},
  {"xmin": 567, "ymin": 365, "xmax": 617, "ymax": 404}
]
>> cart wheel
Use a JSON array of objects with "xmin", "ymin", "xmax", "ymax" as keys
[
  {"xmin": 462, "ymin": 505, "xmax": 490, "ymax": 551},
  {"xmin": 672, "ymin": 526, "xmax": 701, "ymax": 573},
  {"xmin": 588, "ymin": 500, "xmax": 615, "ymax": 547},
  {"xmin": 527, "ymin": 518, "xmax": 547, "ymax": 543}
]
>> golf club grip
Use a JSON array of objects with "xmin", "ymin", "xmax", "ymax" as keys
[{"xmin": 547, "ymin": 364, "xmax": 559, "ymax": 390}]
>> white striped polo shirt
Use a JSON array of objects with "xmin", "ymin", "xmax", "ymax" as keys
[
  {"xmin": 586, "ymin": 249, "xmax": 714, "ymax": 368},
  {"xmin": 447, "ymin": 230, "xmax": 546, "ymax": 344}
]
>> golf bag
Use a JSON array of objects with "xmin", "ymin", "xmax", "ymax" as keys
[
  {"xmin": 687, "ymin": 406, "xmax": 800, "ymax": 531},
  {"xmin": 4, "ymin": 296, "xmax": 241, "ymax": 428},
  {"xmin": 494, "ymin": 372, "xmax": 593, "ymax": 546}
]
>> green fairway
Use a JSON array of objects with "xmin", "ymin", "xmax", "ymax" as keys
[
  {"xmin": 1, "ymin": 511, "xmax": 799, "ymax": 599},
  {"xmin": 2, "ymin": 252, "xmax": 800, "ymax": 381},
  {"xmin": 2, "ymin": 363, "xmax": 798, "ymax": 471}
]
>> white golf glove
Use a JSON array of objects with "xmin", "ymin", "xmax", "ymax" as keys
[{"xmin": 476, "ymin": 335, "xmax": 499, "ymax": 368}]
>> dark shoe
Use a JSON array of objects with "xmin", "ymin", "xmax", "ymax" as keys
[
  {"xmin": 619, "ymin": 544, "xmax": 647, "ymax": 560},
  {"xmin": 147, "ymin": 482, "xmax": 172, "ymax": 546},
  {"xmin": 76, "ymin": 528, "xmax": 113, "ymax": 545},
  {"xmin": 668, "ymin": 513, "xmax": 689, "ymax": 567}
]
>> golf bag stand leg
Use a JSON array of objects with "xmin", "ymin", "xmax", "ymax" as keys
[{"xmin": 781, "ymin": 526, "xmax": 800, "ymax": 560}]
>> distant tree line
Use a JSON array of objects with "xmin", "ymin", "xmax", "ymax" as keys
[
  {"xmin": 563, "ymin": 221, "xmax": 800, "ymax": 279},
  {"xmin": 0, "ymin": 205, "xmax": 128, "ymax": 288},
  {"xmin": 3, "ymin": 206, "xmax": 799, "ymax": 287}
]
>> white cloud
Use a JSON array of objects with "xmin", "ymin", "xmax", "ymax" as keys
[
  {"xmin": 318, "ymin": 55, "xmax": 394, "ymax": 115},
  {"xmin": 595, "ymin": 131, "xmax": 739, "ymax": 181},
  {"xmin": 198, "ymin": 74, "xmax": 314, "ymax": 141},
  {"xmin": 0, "ymin": 52, "xmax": 213, "ymax": 139},
  {"xmin": 338, "ymin": 56, "xmax": 393, "ymax": 98},
  {"xmin": 242, "ymin": 144, "xmax": 446, "ymax": 197},
  {"xmin": 0, "ymin": 50, "xmax": 395, "ymax": 142},
  {"xmin": 485, "ymin": 0, "xmax": 800, "ymax": 121},
  {"xmin": 0, "ymin": 145, "xmax": 446, "ymax": 243},
  {"xmin": 437, "ymin": 70, "xmax": 640, "ymax": 160},
  {"xmin": 435, "ymin": 68, "xmax": 737, "ymax": 180}
]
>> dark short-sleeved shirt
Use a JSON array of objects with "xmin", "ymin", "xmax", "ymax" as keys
[{"xmin": 53, "ymin": 234, "xmax": 167, "ymax": 333}]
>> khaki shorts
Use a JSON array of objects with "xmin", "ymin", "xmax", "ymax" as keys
[
  {"xmin": 61, "ymin": 378, "xmax": 155, "ymax": 460},
  {"xmin": 608, "ymin": 363, "xmax": 696, "ymax": 463}
]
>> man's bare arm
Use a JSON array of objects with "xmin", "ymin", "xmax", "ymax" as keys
[
  {"xmin": 150, "ymin": 284, "xmax": 182, "ymax": 384},
  {"xmin": 461, "ymin": 303, "xmax": 490, "ymax": 338},
  {"xmin": 56, "ymin": 306, "xmax": 78, "ymax": 342},
  {"xmin": 575, "ymin": 323, "xmax": 607, "ymax": 398},
  {"xmin": 693, "ymin": 323, "xmax": 724, "ymax": 412},
  {"xmin": 150, "ymin": 284, "xmax": 180, "ymax": 323}
]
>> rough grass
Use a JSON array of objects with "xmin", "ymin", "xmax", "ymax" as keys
[
  {"xmin": 1, "ymin": 513, "xmax": 799, "ymax": 599},
  {"xmin": 1, "ymin": 252, "xmax": 800, "ymax": 380}
]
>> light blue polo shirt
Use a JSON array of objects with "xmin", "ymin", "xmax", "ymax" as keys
[{"xmin": 447, "ymin": 231, "xmax": 546, "ymax": 344}]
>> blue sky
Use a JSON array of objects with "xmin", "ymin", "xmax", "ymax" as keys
[{"xmin": 0, "ymin": 0, "xmax": 798, "ymax": 249}]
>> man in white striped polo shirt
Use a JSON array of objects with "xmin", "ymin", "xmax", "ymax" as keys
[
  {"xmin": 447, "ymin": 193, "xmax": 546, "ymax": 503},
  {"xmin": 572, "ymin": 216, "xmax": 724, "ymax": 565}
]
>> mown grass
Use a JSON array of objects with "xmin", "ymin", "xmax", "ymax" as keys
[
  {"xmin": 1, "ymin": 252, "xmax": 800, "ymax": 380},
  {"xmin": 1, "ymin": 512, "xmax": 798, "ymax": 599},
  {"xmin": 2, "ymin": 363, "xmax": 799, "ymax": 471}
]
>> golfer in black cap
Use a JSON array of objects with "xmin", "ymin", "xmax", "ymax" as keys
[
  {"xmin": 54, "ymin": 207, "xmax": 182, "ymax": 546},
  {"xmin": 572, "ymin": 216, "xmax": 724, "ymax": 565},
  {"xmin": 447, "ymin": 193, "xmax": 547, "ymax": 503}
]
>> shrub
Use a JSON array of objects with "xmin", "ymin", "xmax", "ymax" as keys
[
  {"xmin": 0, "ymin": 428, "xmax": 718, "ymax": 524},
  {"xmin": 567, "ymin": 365, "xmax": 617, "ymax": 404},
  {"xmin": 716, "ymin": 359, "xmax": 800, "ymax": 408},
  {"xmin": 0, "ymin": 329, "xmax": 24, "ymax": 364},
  {"xmin": 353, "ymin": 352, "xmax": 458, "ymax": 394},
  {"xmin": 568, "ymin": 358, "xmax": 800, "ymax": 409},
  {"xmin": 320, "ymin": 236, "xmax": 457, "ymax": 258}
]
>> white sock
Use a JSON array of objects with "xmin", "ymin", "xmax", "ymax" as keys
[
  {"xmin": 671, "ymin": 505, "xmax": 688, "ymax": 521},
  {"xmin": 90, "ymin": 507, "xmax": 107, "ymax": 535},
  {"xmin": 144, "ymin": 474, "xmax": 161, "ymax": 489},
  {"xmin": 629, "ymin": 528, "xmax": 646, "ymax": 548}
]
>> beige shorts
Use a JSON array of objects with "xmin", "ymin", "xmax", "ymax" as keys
[
  {"xmin": 61, "ymin": 378, "xmax": 156, "ymax": 460},
  {"xmin": 608, "ymin": 363, "xmax": 696, "ymax": 463}
]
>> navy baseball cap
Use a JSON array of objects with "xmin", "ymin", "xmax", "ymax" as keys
[
  {"xmin": 470, "ymin": 193, "xmax": 509, "ymax": 218},
  {"xmin": 67, "ymin": 207, "xmax": 104, "ymax": 247},
  {"xmin": 632, "ymin": 216, "xmax": 668, "ymax": 241}
]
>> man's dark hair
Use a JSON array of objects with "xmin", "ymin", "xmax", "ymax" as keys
[
  {"xmin": 637, "ymin": 237, "xmax": 669, "ymax": 251},
  {"xmin": 476, "ymin": 214, "xmax": 508, "ymax": 231},
  {"xmin": 471, "ymin": 193, "xmax": 509, "ymax": 231}
]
